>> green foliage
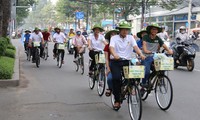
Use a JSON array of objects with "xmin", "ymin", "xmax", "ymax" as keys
[
  {"xmin": 7, "ymin": 44, "xmax": 16, "ymax": 50},
  {"xmin": 0, "ymin": 37, "xmax": 8, "ymax": 56},
  {"xmin": 0, "ymin": 56, "xmax": 15, "ymax": 79},
  {"xmin": 5, "ymin": 48, "xmax": 16, "ymax": 58}
]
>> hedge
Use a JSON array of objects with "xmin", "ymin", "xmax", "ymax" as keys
[
  {"xmin": 0, "ymin": 56, "xmax": 15, "ymax": 79},
  {"xmin": 0, "ymin": 37, "xmax": 8, "ymax": 56},
  {"xmin": 7, "ymin": 44, "xmax": 16, "ymax": 50},
  {"xmin": 5, "ymin": 48, "xmax": 16, "ymax": 58}
]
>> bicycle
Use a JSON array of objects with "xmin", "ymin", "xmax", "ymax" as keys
[
  {"xmin": 56, "ymin": 43, "xmax": 65, "ymax": 68},
  {"xmin": 74, "ymin": 47, "xmax": 86, "ymax": 75},
  {"xmin": 88, "ymin": 51, "xmax": 106, "ymax": 96},
  {"xmin": 42, "ymin": 41, "xmax": 48, "ymax": 60},
  {"xmin": 110, "ymin": 59, "xmax": 143, "ymax": 120},
  {"xmin": 26, "ymin": 43, "xmax": 31, "ymax": 61},
  {"xmin": 33, "ymin": 42, "xmax": 41, "ymax": 68},
  {"xmin": 141, "ymin": 55, "xmax": 173, "ymax": 110}
]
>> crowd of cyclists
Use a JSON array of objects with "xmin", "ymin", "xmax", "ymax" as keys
[{"xmin": 22, "ymin": 20, "xmax": 177, "ymax": 119}]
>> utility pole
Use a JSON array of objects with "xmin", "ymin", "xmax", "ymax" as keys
[{"xmin": 188, "ymin": 0, "xmax": 192, "ymax": 35}]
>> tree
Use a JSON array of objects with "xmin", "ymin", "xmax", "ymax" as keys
[{"xmin": 0, "ymin": 0, "xmax": 11, "ymax": 37}]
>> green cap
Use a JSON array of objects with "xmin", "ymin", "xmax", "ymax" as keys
[
  {"xmin": 34, "ymin": 27, "xmax": 40, "ymax": 31},
  {"xmin": 44, "ymin": 28, "xmax": 48, "ymax": 32},
  {"xmin": 137, "ymin": 28, "xmax": 147, "ymax": 39},
  {"xmin": 92, "ymin": 24, "xmax": 104, "ymax": 32},
  {"xmin": 105, "ymin": 29, "xmax": 119, "ymax": 40},
  {"xmin": 116, "ymin": 20, "xmax": 132, "ymax": 29},
  {"xmin": 146, "ymin": 23, "xmax": 162, "ymax": 33}
]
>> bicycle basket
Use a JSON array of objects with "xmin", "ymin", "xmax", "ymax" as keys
[
  {"xmin": 154, "ymin": 57, "xmax": 174, "ymax": 71},
  {"xmin": 57, "ymin": 44, "xmax": 65, "ymax": 50},
  {"xmin": 33, "ymin": 42, "xmax": 40, "ymax": 47},
  {"xmin": 123, "ymin": 65, "xmax": 145, "ymax": 79},
  {"xmin": 95, "ymin": 53, "xmax": 105, "ymax": 64}
]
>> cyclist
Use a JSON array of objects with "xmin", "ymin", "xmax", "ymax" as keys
[
  {"xmin": 104, "ymin": 29, "xmax": 119, "ymax": 97},
  {"xmin": 23, "ymin": 29, "xmax": 31, "ymax": 51},
  {"xmin": 88, "ymin": 24, "xmax": 108, "ymax": 75},
  {"xmin": 29, "ymin": 27, "xmax": 44, "ymax": 63},
  {"xmin": 136, "ymin": 28, "xmax": 147, "ymax": 49},
  {"xmin": 42, "ymin": 28, "xmax": 51, "ymax": 56},
  {"xmin": 109, "ymin": 21, "xmax": 145, "ymax": 109},
  {"xmin": 72, "ymin": 29, "xmax": 88, "ymax": 62},
  {"xmin": 157, "ymin": 26, "xmax": 169, "ymax": 41},
  {"xmin": 82, "ymin": 29, "xmax": 88, "ymax": 40},
  {"xmin": 53, "ymin": 27, "xmax": 66, "ymax": 64},
  {"xmin": 140, "ymin": 23, "xmax": 173, "ymax": 93}
]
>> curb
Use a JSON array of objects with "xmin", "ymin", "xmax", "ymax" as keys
[{"xmin": 0, "ymin": 45, "xmax": 19, "ymax": 87}]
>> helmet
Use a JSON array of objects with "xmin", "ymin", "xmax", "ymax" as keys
[
  {"xmin": 180, "ymin": 26, "xmax": 186, "ymax": 30},
  {"xmin": 116, "ymin": 20, "xmax": 132, "ymax": 29},
  {"xmin": 76, "ymin": 29, "xmax": 81, "ymax": 35}
]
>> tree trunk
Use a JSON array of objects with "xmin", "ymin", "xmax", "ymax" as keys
[
  {"xmin": 0, "ymin": 0, "xmax": 3, "ymax": 36},
  {"xmin": 1, "ymin": 0, "xmax": 11, "ymax": 37},
  {"xmin": 141, "ymin": 0, "xmax": 145, "ymax": 29}
]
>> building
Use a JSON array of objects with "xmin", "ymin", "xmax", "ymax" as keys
[{"xmin": 130, "ymin": 6, "xmax": 200, "ymax": 38}]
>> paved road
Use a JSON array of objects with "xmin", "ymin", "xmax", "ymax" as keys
[{"xmin": 0, "ymin": 40, "xmax": 200, "ymax": 120}]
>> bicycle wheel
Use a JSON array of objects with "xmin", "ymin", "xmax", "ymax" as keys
[
  {"xmin": 88, "ymin": 76, "xmax": 95, "ymax": 89},
  {"xmin": 97, "ymin": 66, "xmax": 106, "ymax": 96},
  {"xmin": 27, "ymin": 48, "xmax": 31, "ymax": 61},
  {"xmin": 44, "ymin": 47, "xmax": 48, "ymax": 60},
  {"xmin": 57, "ymin": 51, "xmax": 62, "ymax": 68},
  {"xmin": 74, "ymin": 59, "xmax": 79, "ymax": 72},
  {"xmin": 155, "ymin": 75, "xmax": 173, "ymax": 110},
  {"xmin": 128, "ymin": 85, "xmax": 142, "ymax": 120},
  {"xmin": 35, "ymin": 49, "xmax": 40, "ymax": 68}
]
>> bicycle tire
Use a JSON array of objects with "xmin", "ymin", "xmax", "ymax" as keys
[
  {"xmin": 35, "ymin": 49, "xmax": 40, "ymax": 68},
  {"xmin": 88, "ymin": 76, "xmax": 95, "ymax": 89},
  {"xmin": 111, "ymin": 93, "xmax": 115, "ymax": 109},
  {"xmin": 58, "ymin": 51, "xmax": 63, "ymax": 68},
  {"xmin": 44, "ymin": 47, "xmax": 48, "ymax": 60},
  {"xmin": 155, "ymin": 75, "xmax": 173, "ymax": 110},
  {"xmin": 81, "ymin": 55, "xmax": 84, "ymax": 75},
  {"xmin": 97, "ymin": 66, "xmax": 106, "ymax": 96},
  {"xmin": 75, "ymin": 60, "xmax": 79, "ymax": 72},
  {"xmin": 27, "ymin": 48, "xmax": 31, "ymax": 61},
  {"xmin": 128, "ymin": 85, "xmax": 142, "ymax": 120}
]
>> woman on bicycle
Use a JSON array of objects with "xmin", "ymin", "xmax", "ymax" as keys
[
  {"xmin": 109, "ymin": 21, "xmax": 145, "ymax": 109},
  {"xmin": 88, "ymin": 24, "xmax": 108, "ymax": 75},
  {"xmin": 53, "ymin": 27, "xmax": 66, "ymax": 64},
  {"xmin": 72, "ymin": 29, "xmax": 88, "ymax": 62},
  {"xmin": 104, "ymin": 29, "xmax": 119, "ymax": 97},
  {"xmin": 140, "ymin": 23, "xmax": 173, "ymax": 92}
]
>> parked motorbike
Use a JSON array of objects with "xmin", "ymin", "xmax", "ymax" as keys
[
  {"xmin": 67, "ymin": 38, "xmax": 74, "ymax": 54},
  {"xmin": 172, "ymin": 38, "xmax": 196, "ymax": 71}
]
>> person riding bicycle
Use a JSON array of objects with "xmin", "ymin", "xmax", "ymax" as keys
[
  {"xmin": 104, "ymin": 29, "xmax": 119, "ymax": 97},
  {"xmin": 72, "ymin": 29, "xmax": 88, "ymax": 62},
  {"xmin": 140, "ymin": 23, "xmax": 173, "ymax": 93},
  {"xmin": 42, "ymin": 28, "xmax": 51, "ymax": 57},
  {"xmin": 136, "ymin": 28, "xmax": 147, "ymax": 49},
  {"xmin": 109, "ymin": 21, "xmax": 146, "ymax": 109},
  {"xmin": 88, "ymin": 24, "xmax": 108, "ymax": 75},
  {"xmin": 157, "ymin": 26, "xmax": 169, "ymax": 41},
  {"xmin": 53, "ymin": 27, "xmax": 67, "ymax": 64},
  {"xmin": 29, "ymin": 27, "xmax": 44, "ymax": 63},
  {"xmin": 24, "ymin": 29, "xmax": 31, "ymax": 51}
]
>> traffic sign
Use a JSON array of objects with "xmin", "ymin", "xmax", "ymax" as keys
[{"xmin": 76, "ymin": 12, "xmax": 84, "ymax": 19}]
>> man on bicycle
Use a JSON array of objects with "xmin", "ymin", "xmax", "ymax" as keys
[
  {"xmin": 42, "ymin": 28, "xmax": 51, "ymax": 56},
  {"xmin": 141, "ymin": 23, "xmax": 173, "ymax": 92},
  {"xmin": 23, "ymin": 29, "xmax": 31, "ymax": 51},
  {"xmin": 88, "ymin": 24, "xmax": 108, "ymax": 75},
  {"xmin": 29, "ymin": 27, "xmax": 44, "ymax": 63},
  {"xmin": 53, "ymin": 27, "xmax": 66, "ymax": 64},
  {"xmin": 72, "ymin": 29, "xmax": 88, "ymax": 62},
  {"xmin": 109, "ymin": 21, "xmax": 145, "ymax": 109}
]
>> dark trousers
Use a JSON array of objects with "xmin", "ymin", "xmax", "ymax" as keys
[
  {"xmin": 24, "ymin": 42, "xmax": 29, "ymax": 51},
  {"xmin": 32, "ymin": 43, "xmax": 44, "ymax": 61},
  {"xmin": 89, "ymin": 50, "xmax": 99, "ymax": 71},
  {"xmin": 110, "ymin": 60, "xmax": 129, "ymax": 103},
  {"xmin": 74, "ymin": 47, "xmax": 78, "ymax": 59}
]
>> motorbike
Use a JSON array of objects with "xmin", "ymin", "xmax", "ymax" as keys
[
  {"xmin": 67, "ymin": 38, "xmax": 74, "ymax": 54},
  {"xmin": 172, "ymin": 38, "xmax": 196, "ymax": 71}
]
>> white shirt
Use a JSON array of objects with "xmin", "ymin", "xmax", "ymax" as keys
[
  {"xmin": 157, "ymin": 31, "xmax": 168, "ymax": 41},
  {"xmin": 89, "ymin": 34, "xmax": 106, "ymax": 51},
  {"xmin": 30, "ymin": 32, "xmax": 43, "ymax": 42},
  {"xmin": 53, "ymin": 32, "xmax": 66, "ymax": 43},
  {"xmin": 110, "ymin": 35, "xmax": 137, "ymax": 60}
]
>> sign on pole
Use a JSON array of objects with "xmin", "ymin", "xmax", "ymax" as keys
[{"xmin": 76, "ymin": 12, "xmax": 84, "ymax": 19}]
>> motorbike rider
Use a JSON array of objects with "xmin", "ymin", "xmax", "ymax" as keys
[
  {"xmin": 109, "ymin": 21, "xmax": 146, "ymax": 109},
  {"xmin": 72, "ymin": 29, "xmax": 88, "ymax": 62},
  {"xmin": 88, "ymin": 24, "xmax": 108, "ymax": 75},
  {"xmin": 140, "ymin": 23, "xmax": 173, "ymax": 95},
  {"xmin": 29, "ymin": 27, "xmax": 44, "ymax": 63},
  {"xmin": 53, "ymin": 27, "xmax": 67, "ymax": 64},
  {"xmin": 67, "ymin": 28, "xmax": 76, "ymax": 52},
  {"xmin": 175, "ymin": 26, "xmax": 190, "ymax": 60}
]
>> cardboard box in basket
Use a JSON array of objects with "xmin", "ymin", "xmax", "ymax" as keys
[
  {"xmin": 123, "ymin": 66, "xmax": 145, "ymax": 79},
  {"xmin": 95, "ymin": 54, "xmax": 105, "ymax": 64},
  {"xmin": 154, "ymin": 57, "xmax": 174, "ymax": 71}
]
